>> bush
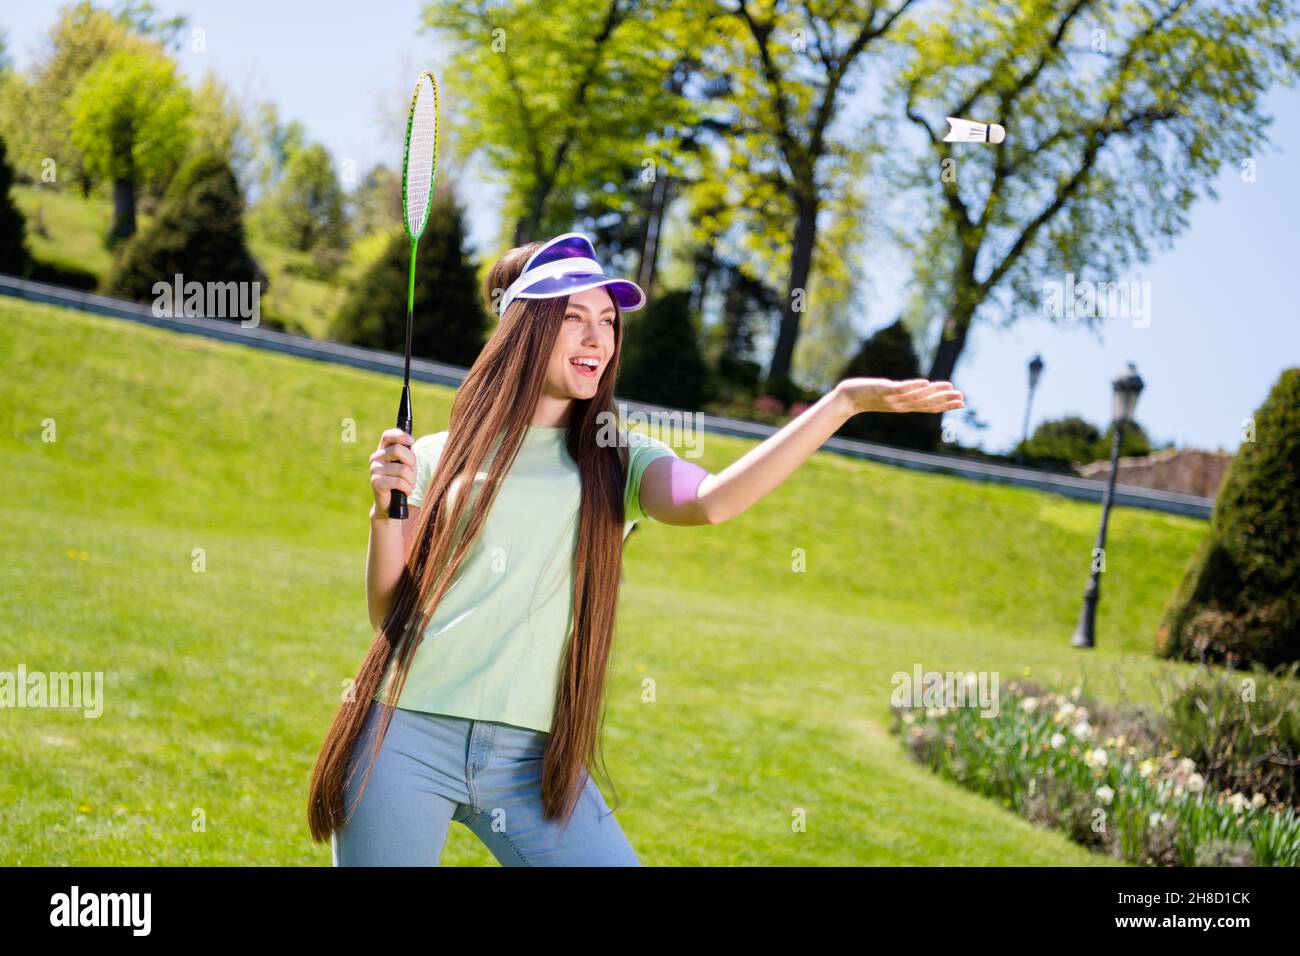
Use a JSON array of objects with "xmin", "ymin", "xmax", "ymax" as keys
[
  {"xmin": 834, "ymin": 319, "xmax": 936, "ymax": 451},
  {"xmin": 0, "ymin": 134, "xmax": 33, "ymax": 277},
  {"xmin": 253, "ymin": 143, "xmax": 348, "ymax": 253},
  {"xmin": 892, "ymin": 679, "xmax": 1300, "ymax": 866},
  {"xmin": 330, "ymin": 192, "xmax": 483, "ymax": 366},
  {"xmin": 1157, "ymin": 368, "xmax": 1300, "ymax": 668},
  {"xmin": 1155, "ymin": 663, "xmax": 1300, "ymax": 810},
  {"xmin": 617, "ymin": 289, "xmax": 708, "ymax": 410},
  {"xmin": 105, "ymin": 151, "xmax": 264, "ymax": 307},
  {"xmin": 1014, "ymin": 414, "xmax": 1152, "ymax": 469}
]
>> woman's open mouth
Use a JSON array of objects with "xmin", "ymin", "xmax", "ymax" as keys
[{"xmin": 569, "ymin": 357, "xmax": 600, "ymax": 378}]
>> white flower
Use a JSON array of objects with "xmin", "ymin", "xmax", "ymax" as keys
[
  {"xmin": 1020, "ymin": 697, "xmax": 1039, "ymax": 714},
  {"xmin": 1148, "ymin": 811, "xmax": 1166, "ymax": 827},
  {"xmin": 902, "ymin": 711, "xmax": 915, "ymax": 725},
  {"xmin": 1084, "ymin": 747, "xmax": 1108, "ymax": 769},
  {"xmin": 1096, "ymin": 785, "xmax": 1114, "ymax": 805},
  {"xmin": 1226, "ymin": 792, "xmax": 1249, "ymax": 814},
  {"xmin": 1251, "ymin": 793, "xmax": 1267, "ymax": 809},
  {"xmin": 925, "ymin": 707, "xmax": 938, "ymax": 718},
  {"xmin": 1176, "ymin": 757, "xmax": 1197, "ymax": 775},
  {"xmin": 1057, "ymin": 701, "xmax": 1076, "ymax": 720},
  {"xmin": 1137, "ymin": 759, "xmax": 1155, "ymax": 779},
  {"xmin": 1075, "ymin": 707, "xmax": 1089, "ymax": 723},
  {"xmin": 1071, "ymin": 719, "xmax": 1092, "ymax": 740},
  {"xmin": 1050, "ymin": 732, "xmax": 1066, "ymax": 749},
  {"xmin": 1187, "ymin": 773, "xmax": 1205, "ymax": 794}
]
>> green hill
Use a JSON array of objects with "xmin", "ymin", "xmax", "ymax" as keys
[{"xmin": 0, "ymin": 296, "xmax": 1207, "ymax": 865}]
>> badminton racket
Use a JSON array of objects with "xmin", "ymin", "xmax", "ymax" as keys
[{"xmin": 389, "ymin": 69, "xmax": 440, "ymax": 519}]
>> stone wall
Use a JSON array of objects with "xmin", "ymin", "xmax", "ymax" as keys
[{"xmin": 1076, "ymin": 448, "xmax": 1234, "ymax": 498}]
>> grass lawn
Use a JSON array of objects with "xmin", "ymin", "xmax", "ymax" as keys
[
  {"xmin": 11, "ymin": 183, "xmax": 141, "ymax": 280},
  {"xmin": 12, "ymin": 184, "xmax": 353, "ymax": 338},
  {"xmin": 0, "ymin": 296, "xmax": 1210, "ymax": 865}
]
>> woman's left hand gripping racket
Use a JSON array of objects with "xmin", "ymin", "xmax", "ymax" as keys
[{"xmin": 390, "ymin": 69, "xmax": 440, "ymax": 519}]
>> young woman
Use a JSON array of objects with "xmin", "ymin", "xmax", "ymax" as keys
[{"xmin": 307, "ymin": 232, "xmax": 963, "ymax": 866}]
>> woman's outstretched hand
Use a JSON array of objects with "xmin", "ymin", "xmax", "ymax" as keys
[{"xmin": 836, "ymin": 377, "xmax": 965, "ymax": 415}]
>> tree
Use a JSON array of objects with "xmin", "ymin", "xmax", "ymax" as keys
[
  {"xmin": 892, "ymin": 0, "xmax": 1300, "ymax": 419},
  {"xmin": 1017, "ymin": 416, "xmax": 1102, "ymax": 468},
  {"xmin": 0, "ymin": 2, "xmax": 178, "ymax": 195},
  {"xmin": 1014, "ymin": 414, "xmax": 1152, "ymax": 469},
  {"xmin": 69, "ymin": 46, "xmax": 192, "ymax": 243},
  {"xmin": 254, "ymin": 143, "xmax": 348, "ymax": 252},
  {"xmin": 0, "ymin": 134, "xmax": 33, "ymax": 276},
  {"xmin": 617, "ymin": 289, "xmax": 709, "ymax": 409},
  {"xmin": 703, "ymin": 0, "xmax": 916, "ymax": 393},
  {"xmin": 422, "ymin": 0, "xmax": 701, "ymax": 274},
  {"xmin": 331, "ymin": 190, "xmax": 483, "ymax": 366},
  {"xmin": 247, "ymin": 101, "xmax": 306, "ymax": 202},
  {"xmin": 188, "ymin": 71, "xmax": 257, "ymax": 190},
  {"xmin": 349, "ymin": 164, "xmax": 402, "ymax": 238},
  {"xmin": 106, "ymin": 151, "xmax": 263, "ymax": 305},
  {"xmin": 1157, "ymin": 369, "xmax": 1300, "ymax": 668}
]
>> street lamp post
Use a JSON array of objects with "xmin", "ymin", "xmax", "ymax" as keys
[
  {"xmin": 1071, "ymin": 363, "xmax": 1145, "ymax": 649},
  {"xmin": 1017, "ymin": 354, "xmax": 1045, "ymax": 464}
]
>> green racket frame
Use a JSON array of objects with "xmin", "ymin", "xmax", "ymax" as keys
[{"xmin": 390, "ymin": 69, "xmax": 440, "ymax": 520}]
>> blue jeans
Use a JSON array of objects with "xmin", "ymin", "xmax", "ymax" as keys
[{"xmin": 330, "ymin": 702, "xmax": 640, "ymax": 866}]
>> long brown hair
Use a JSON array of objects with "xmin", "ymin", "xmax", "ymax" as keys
[{"xmin": 307, "ymin": 240, "xmax": 633, "ymax": 843}]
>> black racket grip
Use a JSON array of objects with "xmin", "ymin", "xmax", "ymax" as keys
[{"xmin": 388, "ymin": 387, "xmax": 413, "ymax": 520}]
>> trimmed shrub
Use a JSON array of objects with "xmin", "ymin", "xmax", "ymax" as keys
[
  {"xmin": 330, "ymin": 191, "xmax": 483, "ymax": 366},
  {"xmin": 106, "ymin": 151, "xmax": 264, "ymax": 307},
  {"xmin": 617, "ymin": 289, "xmax": 708, "ymax": 410},
  {"xmin": 835, "ymin": 319, "xmax": 935, "ymax": 450},
  {"xmin": 1157, "ymin": 368, "xmax": 1300, "ymax": 668},
  {"xmin": 0, "ymin": 134, "xmax": 33, "ymax": 277},
  {"xmin": 1014, "ymin": 415, "xmax": 1152, "ymax": 470}
]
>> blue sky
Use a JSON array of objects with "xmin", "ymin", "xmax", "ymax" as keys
[{"xmin": 5, "ymin": 1, "xmax": 1296, "ymax": 453}]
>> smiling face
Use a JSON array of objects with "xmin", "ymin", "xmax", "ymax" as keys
[{"xmin": 541, "ymin": 285, "xmax": 618, "ymax": 405}]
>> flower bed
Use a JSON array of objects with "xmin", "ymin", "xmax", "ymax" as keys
[{"xmin": 890, "ymin": 679, "xmax": 1300, "ymax": 866}]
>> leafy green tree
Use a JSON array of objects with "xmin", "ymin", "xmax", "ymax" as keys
[
  {"xmin": 698, "ymin": 0, "xmax": 914, "ymax": 391},
  {"xmin": 106, "ymin": 151, "xmax": 262, "ymax": 305},
  {"xmin": 1096, "ymin": 420, "xmax": 1153, "ymax": 460},
  {"xmin": 0, "ymin": 134, "xmax": 33, "ymax": 276},
  {"xmin": 331, "ymin": 190, "xmax": 483, "ymax": 366},
  {"xmin": 0, "ymin": 2, "xmax": 172, "ymax": 195},
  {"xmin": 1018, "ymin": 416, "xmax": 1102, "ymax": 468},
  {"xmin": 188, "ymin": 71, "xmax": 256, "ymax": 188},
  {"xmin": 69, "ymin": 46, "xmax": 192, "ymax": 243},
  {"xmin": 247, "ymin": 101, "xmax": 305, "ymax": 200},
  {"xmin": 618, "ymin": 289, "xmax": 709, "ymax": 410},
  {"xmin": 422, "ymin": 0, "xmax": 700, "ymax": 258},
  {"xmin": 254, "ymin": 143, "xmax": 348, "ymax": 252},
  {"xmin": 892, "ymin": 0, "xmax": 1300, "ymax": 420},
  {"xmin": 1158, "ymin": 369, "xmax": 1300, "ymax": 668},
  {"xmin": 1014, "ymin": 414, "xmax": 1151, "ymax": 468},
  {"xmin": 349, "ymin": 164, "xmax": 402, "ymax": 238}
]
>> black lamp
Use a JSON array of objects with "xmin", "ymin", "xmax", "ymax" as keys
[{"xmin": 1071, "ymin": 362, "xmax": 1145, "ymax": 648}]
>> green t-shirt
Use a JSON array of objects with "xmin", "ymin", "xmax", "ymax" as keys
[{"xmin": 373, "ymin": 424, "xmax": 680, "ymax": 732}]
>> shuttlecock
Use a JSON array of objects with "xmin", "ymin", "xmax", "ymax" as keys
[{"xmin": 943, "ymin": 116, "xmax": 1005, "ymax": 144}]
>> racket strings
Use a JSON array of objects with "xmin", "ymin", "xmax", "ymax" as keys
[{"xmin": 405, "ymin": 76, "xmax": 439, "ymax": 238}]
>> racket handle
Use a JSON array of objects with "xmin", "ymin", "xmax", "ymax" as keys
[{"xmin": 388, "ymin": 386, "xmax": 413, "ymax": 520}]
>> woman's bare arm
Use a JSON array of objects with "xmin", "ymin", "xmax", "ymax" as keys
[{"xmin": 638, "ymin": 378, "xmax": 963, "ymax": 526}]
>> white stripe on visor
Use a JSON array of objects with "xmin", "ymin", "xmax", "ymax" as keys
[{"xmin": 498, "ymin": 257, "xmax": 603, "ymax": 316}]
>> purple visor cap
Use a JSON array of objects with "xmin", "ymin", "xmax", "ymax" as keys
[{"xmin": 498, "ymin": 232, "xmax": 647, "ymax": 316}]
